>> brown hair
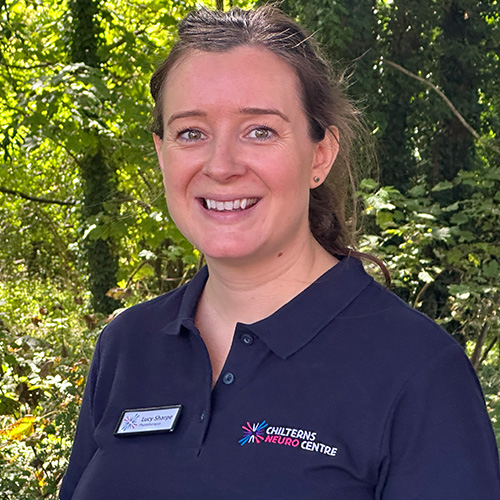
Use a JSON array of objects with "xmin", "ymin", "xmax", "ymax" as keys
[{"xmin": 150, "ymin": 6, "xmax": 389, "ymax": 282}]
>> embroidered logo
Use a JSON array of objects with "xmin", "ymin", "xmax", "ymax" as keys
[
  {"xmin": 239, "ymin": 421, "xmax": 268, "ymax": 446},
  {"xmin": 121, "ymin": 413, "xmax": 140, "ymax": 432},
  {"xmin": 238, "ymin": 420, "xmax": 338, "ymax": 457}
]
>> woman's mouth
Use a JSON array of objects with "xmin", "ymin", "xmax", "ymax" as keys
[{"xmin": 201, "ymin": 197, "xmax": 259, "ymax": 212}]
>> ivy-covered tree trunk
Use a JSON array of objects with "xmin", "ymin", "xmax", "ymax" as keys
[
  {"xmin": 431, "ymin": 0, "xmax": 483, "ymax": 185},
  {"xmin": 70, "ymin": 0, "xmax": 120, "ymax": 314},
  {"xmin": 377, "ymin": 0, "xmax": 427, "ymax": 190}
]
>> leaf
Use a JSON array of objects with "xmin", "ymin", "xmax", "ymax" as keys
[
  {"xmin": 407, "ymin": 184, "xmax": 427, "ymax": 197},
  {"xmin": 483, "ymin": 260, "xmax": 500, "ymax": 278},
  {"xmin": 82, "ymin": 224, "xmax": 98, "ymax": 240},
  {"xmin": 450, "ymin": 212, "xmax": 469, "ymax": 225},
  {"xmin": 418, "ymin": 270, "xmax": 434, "ymax": 283},
  {"xmin": 431, "ymin": 227, "xmax": 451, "ymax": 241},
  {"xmin": 138, "ymin": 249, "xmax": 157, "ymax": 260},
  {"xmin": 415, "ymin": 212, "xmax": 435, "ymax": 220},
  {"xmin": 0, "ymin": 416, "xmax": 36, "ymax": 440},
  {"xmin": 0, "ymin": 396, "xmax": 20, "ymax": 415},
  {"xmin": 432, "ymin": 180, "xmax": 454, "ymax": 192},
  {"xmin": 376, "ymin": 210, "xmax": 395, "ymax": 229},
  {"xmin": 442, "ymin": 201, "xmax": 460, "ymax": 212},
  {"xmin": 359, "ymin": 178, "xmax": 378, "ymax": 191}
]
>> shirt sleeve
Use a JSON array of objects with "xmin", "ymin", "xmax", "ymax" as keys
[
  {"xmin": 59, "ymin": 335, "xmax": 102, "ymax": 500},
  {"xmin": 378, "ymin": 343, "xmax": 500, "ymax": 500}
]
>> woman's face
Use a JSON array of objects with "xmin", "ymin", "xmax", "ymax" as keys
[{"xmin": 154, "ymin": 46, "xmax": 337, "ymax": 265}]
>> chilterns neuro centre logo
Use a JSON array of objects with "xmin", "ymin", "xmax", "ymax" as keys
[
  {"xmin": 239, "ymin": 421, "xmax": 268, "ymax": 446},
  {"xmin": 238, "ymin": 419, "xmax": 339, "ymax": 457}
]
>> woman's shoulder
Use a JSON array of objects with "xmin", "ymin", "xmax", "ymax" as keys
[
  {"xmin": 106, "ymin": 284, "xmax": 186, "ymax": 329},
  {"xmin": 334, "ymin": 276, "xmax": 465, "ymax": 373},
  {"xmin": 97, "ymin": 267, "xmax": 208, "ymax": 346},
  {"xmin": 315, "ymin": 258, "xmax": 459, "ymax": 356}
]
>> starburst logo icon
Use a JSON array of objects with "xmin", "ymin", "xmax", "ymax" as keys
[
  {"xmin": 121, "ymin": 413, "xmax": 140, "ymax": 432},
  {"xmin": 239, "ymin": 421, "xmax": 268, "ymax": 446}
]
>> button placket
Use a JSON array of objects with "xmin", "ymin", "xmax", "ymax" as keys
[{"xmin": 211, "ymin": 328, "xmax": 260, "ymax": 404}]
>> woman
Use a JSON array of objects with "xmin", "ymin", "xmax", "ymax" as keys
[{"xmin": 60, "ymin": 6, "xmax": 500, "ymax": 499}]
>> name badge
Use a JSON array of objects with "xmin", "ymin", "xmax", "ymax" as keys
[{"xmin": 114, "ymin": 405, "xmax": 182, "ymax": 436}]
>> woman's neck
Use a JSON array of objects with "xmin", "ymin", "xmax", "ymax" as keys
[
  {"xmin": 201, "ymin": 238, "xmax": 338, "ymax": 327},
  {"xmin": 194, "ymin": 237, "xmax": 338, "ymax": 386}
]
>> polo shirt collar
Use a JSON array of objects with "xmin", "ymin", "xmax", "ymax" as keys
[
  {"xmin": 164, "ymin": 257, "xmax": 373, "ymax": 359},
  {"xmin": 241, "ymin": 257, "xmax": 373, "ymax": 359},
  {"xmin": 162, "ymin": 266, "xmax": 209, "ymax": 335}
]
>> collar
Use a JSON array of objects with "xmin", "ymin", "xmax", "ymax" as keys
[{"xmin": 162, "ymin": 257, "xmax": 373, "ymax": 359}]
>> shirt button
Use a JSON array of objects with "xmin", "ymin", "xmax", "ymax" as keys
[
  {"xmin": 241, "ymin": 333, "xmax": 254, "ymax": 345},
  {"xmin": 222, "ymin": 372, "xmax": 235, "ymax": 385},
  {"xmin": 200, "ymin": 411, "xmax": 206, "ymax": 422}
]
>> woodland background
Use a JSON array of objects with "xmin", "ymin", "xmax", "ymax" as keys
[{"xmin": 0, "ymin": 0, "xmax": 499, "ymax": 497}]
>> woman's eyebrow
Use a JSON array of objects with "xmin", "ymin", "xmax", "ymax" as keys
[
  {"xmin": 167, "ymin": 110, "xmax": 207, "ymax": 126},
  {"xmin": 239, "ymin": 107, "xmax": 290, "ymax": 122},
  {"xmin": 166, "ymin": 108, "xmax": 290, "ymax": 126}
]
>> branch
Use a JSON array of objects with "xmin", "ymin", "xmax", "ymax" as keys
[
  {"xmin": 470, "ymin": 320, "xmax": 490, "ymax": 371},
  {"xmin": 0, "ymin": 186, "xmax": 76, "ymax": 206},
  {"xmin": 478, "ymin": 335, "xmax": 498, "ymax": 367},
  {"xmin": 384, "ymin": 59, "xmax": 500, "ymax": 156},
  {"xmin": 413, "ymin": 278, "xmax": 435, "ymax": 308}
]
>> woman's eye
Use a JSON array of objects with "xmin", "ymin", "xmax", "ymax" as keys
[
  {"xmin": 248, "ymin": 127, "xmax": 274, "ymax": 140},
  {"xmin": 179, "ymin": 129, "xmax": 205, "ymax": 141}
]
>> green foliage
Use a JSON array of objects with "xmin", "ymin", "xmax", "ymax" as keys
[
  {"xmin": 0, "ymin": 279, "xmax": 96, "ymax": 498},
  {"xmin": 359, "ymin": 167, "xmax": 500, "ymax": 359}
]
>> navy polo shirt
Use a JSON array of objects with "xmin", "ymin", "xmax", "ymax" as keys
[{"xmin": 60, "ymin": 257, "xmax": 500, "ymax": 499}]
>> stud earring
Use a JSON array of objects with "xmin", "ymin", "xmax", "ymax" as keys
[{"xmin": 313, "ymin": 176, "xmax": 321, "ymax": 183}]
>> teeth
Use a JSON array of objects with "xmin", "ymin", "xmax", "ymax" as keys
[{"xmin": 204, "ymin": 198, "xmax": 257, "ymax": 212}]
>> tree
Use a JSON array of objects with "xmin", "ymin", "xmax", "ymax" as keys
[{"xmin": 70, "ymin": 0, "xmax": 121, "ymax": 314}]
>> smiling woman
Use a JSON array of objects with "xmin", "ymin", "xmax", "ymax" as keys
[{"xmin": 59, "ymin": 6, "xmax": 500, "ymax": 500}]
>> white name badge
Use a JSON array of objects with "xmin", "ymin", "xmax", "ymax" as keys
[{"xmin": 114, "ymin": 405, "xmax": 182, "ymax": 436}]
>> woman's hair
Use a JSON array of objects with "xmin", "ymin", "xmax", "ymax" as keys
[{"xmin": 150, "ymin": 6, "xmax": 389, "ymax": 282}]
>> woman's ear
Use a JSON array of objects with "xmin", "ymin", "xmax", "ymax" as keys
[
  {"xmin": 310, "ymin": 126, "xmax": 339, "ymax": 188},
  {"xmin": 153, "ymin": 134, "xmax": 165, "ymax": 172}
]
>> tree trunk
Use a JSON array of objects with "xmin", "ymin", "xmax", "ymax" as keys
[
  {"xmin": 431, "ymin": 0, "xmax": 481, "ymax": 186},
  {"xmin": 70, "ymin": 0, "xmax": 121, "ymax": 314}
]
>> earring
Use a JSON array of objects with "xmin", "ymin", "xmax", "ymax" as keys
[{"xmin": 313, "ymin": 176, "xmax": 321, "ymax": 183}]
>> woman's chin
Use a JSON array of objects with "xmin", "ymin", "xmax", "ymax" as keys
[{"xmin": 199, "ymin": 242, "xmax": 267, "ymax": 266}]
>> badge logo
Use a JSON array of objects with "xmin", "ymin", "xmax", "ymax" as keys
[
  {"xmin": 239, "ymin": 421, "xmax": 268, "ymax": 446},
  {"xmin": 121, "ymin": 413, "xmax": 140, "ymax": 432}
]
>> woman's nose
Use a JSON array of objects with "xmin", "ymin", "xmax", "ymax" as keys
[{"xmin": 202, "ymin": 136, "xmax": 246, "ymax": 182}]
